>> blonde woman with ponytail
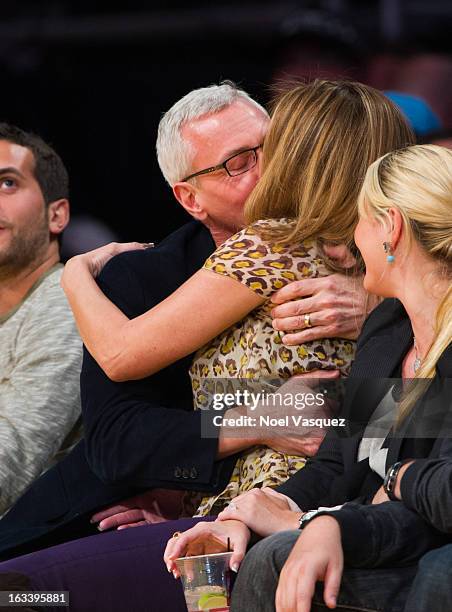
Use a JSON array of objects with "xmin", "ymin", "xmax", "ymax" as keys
[
  {"xmin": 271, "ymin": 142, "xmax": 452, "ymax": 611},
  {"xmin": 167, "ymin": 145, "xmax": 452, "ymax": 612},
  {"xmin": 355, "ymin": 144, "xmax": 452, "ymax": 421}
]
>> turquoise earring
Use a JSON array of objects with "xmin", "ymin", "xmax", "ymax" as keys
[{"xmin": 383, "ymin": 242, "xmax": 395, "ymax": 263}]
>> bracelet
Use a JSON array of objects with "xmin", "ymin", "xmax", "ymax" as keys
[{"xmin": 383, "ymin": 460, "xmax": 410, "ymax": 501}]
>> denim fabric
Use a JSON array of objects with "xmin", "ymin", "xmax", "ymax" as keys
[
  {"xmin": 404, "ymin": 544, "xmax": 452, "ymax": 612},
  {"xmin": 230, "ymin": 530, "xmax": 416, "ymax": 612}
]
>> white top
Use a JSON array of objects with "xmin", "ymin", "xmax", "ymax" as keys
[{"xmin": 357, "ymin": 386, "xmax": 397, "ymax": 478}]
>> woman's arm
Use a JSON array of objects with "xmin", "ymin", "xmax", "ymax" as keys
[
  {"xmin": 62, "ymin": 256, "xmax": 264, "ymax": 382},
  {"xmin": 217, "ymin": 487, "xmax": 302, "ymax": 536}
]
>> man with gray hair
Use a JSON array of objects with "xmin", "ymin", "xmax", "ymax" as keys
[
  {"xmin": 156, "ymin": 80, "xmax": 269, "ymax": 246},
  {"xmin": 0, "ymin": 82, "xmax": 366, "ymax": 558}
]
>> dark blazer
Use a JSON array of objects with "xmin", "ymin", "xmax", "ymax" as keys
[
  {"xmin": 0, "ymin": 221, "xmax": 235, "ymax": 560},
  {"xmin": 278, "ymin": 298, "xmax": 452, "ymax": 566}
]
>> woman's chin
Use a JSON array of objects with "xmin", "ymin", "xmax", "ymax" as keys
[
  {"xmin": 363, "ymin": 275, "xmax": 394, "ymax": 299},
  {"xmin": 362, "ymin": 275, "xmax": 375, "ymax": 294}
]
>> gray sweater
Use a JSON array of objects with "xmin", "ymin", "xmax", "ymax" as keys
[{"xmin": 0, "ymin": 264, "xmax": 82, "ymax": 514}]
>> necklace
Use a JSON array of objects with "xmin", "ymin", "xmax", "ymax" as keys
[{"xmin": 413, "ymin": 337, "xmax": 422, "ymax": 373}]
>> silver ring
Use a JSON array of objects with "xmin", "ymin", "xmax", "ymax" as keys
[
  {"xmin": 303, "ymin": 313, "xmax": 312, "ymax": 328},
  {"xmin": 229, "ymin": 502, "xmax": 238, "ymax": 511}
]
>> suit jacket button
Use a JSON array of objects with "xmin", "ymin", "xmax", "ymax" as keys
[
  {"xmin": 174, "ymin": 467, "xmax": 182, "ymax": 478},
  {"xmin": 190, "ymin": 468, "xmax": 198, "ymax": 479}
]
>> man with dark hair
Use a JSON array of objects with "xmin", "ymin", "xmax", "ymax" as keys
[
  {"xmin": 0, "ymin": 123, "xmax": 69, "ymax": 206},
  {"xmin": 0, "ymin": 123, "xmax": 81, "ymax": 515}
]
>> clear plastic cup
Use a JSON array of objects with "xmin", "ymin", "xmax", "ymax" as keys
[{"xmin": 175, "ymin": 551, "xmax": 234, "ymax": 611}]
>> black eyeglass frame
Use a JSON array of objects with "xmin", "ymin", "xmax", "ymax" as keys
[{"xmin": 181, "ymin": 144, "xmax": 262, "ymax": 182}]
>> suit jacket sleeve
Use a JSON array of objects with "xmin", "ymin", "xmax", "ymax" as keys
[
  {"xmin": 275, "ymin": 299, "xmax": 414, "ymax": 510},
  {"xmin": 81, "ymin": 252, "xmax": 233, "ymax": 491},
  {"xmin": 314, "ymin": 501, "xmax": 446, "ymax": 568},
  {"xmin": 275, "ymin": 434, "xmax": 345, "ymax": 510},
  {"xmin": 399, "ymin": 366, "xmax": 452, "ymax": 533},
  {"xmin": 400, "ymin": 453, "xmax": 452, "ymax": 533},
  {"xmin": 273, "ymin": 308, "xmax": 384, "ymax": 510}
]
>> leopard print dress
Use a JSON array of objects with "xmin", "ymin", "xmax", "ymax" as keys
[{"xmin": 188, "ymin": 218, "xmax": 356, "ymax": 517}]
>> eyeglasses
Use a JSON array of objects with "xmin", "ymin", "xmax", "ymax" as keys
[{"xmin": 182, "ymin": 145, "xmax": 262, "ymax": 182}]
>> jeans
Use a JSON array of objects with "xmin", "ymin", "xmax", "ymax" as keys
[
  {"xmin": 230, "ymin": 530, "xmax": 417, "ymax": 612},
  {"xmin": 404, "ymin": 544, "xmax": 452, "ymax": 612}
]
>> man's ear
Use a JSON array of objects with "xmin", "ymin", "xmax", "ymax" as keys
[
  {"xmin": 47, "ymin": 199, "xmax": 70, "ymax": 236},
  {"xmin": 172, "ymin": 182, "xmax": 208, "ymax": 221}
]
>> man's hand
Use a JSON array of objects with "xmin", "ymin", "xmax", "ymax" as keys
[
  {"xmin": 276, "ymin": 516, "xmax": 343, "ymax": 612},
  {"xmin": 90, "ymin": 489, "xmax": 184, "ymax": 531},
  {"xmin": 266, "ymin": 435, "xmax": 324, "ymax": 457},
  {"xmin": 164, "ymin": 520, "xmax": 250, "ymax": 576},
  {"xmin": 217, "ymin": 372, "xmax": 340, "ymax": 462},
  {"xmin": 261, "ymin": 371, "xmax": 340, "ymax": 456},
  {"xmin": 218, "ymin": 372, "xmax": 338, "ymax": 458},
  {"xmin": 271, "ymin": 274, "xmax": 371, "ymax": 345},
  {"xmin": 218, "ymin": 488, "xmax": 301, "ymax": 537}
]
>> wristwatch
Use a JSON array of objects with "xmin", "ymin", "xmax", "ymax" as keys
[
  {"xmin": 298, "ymin": 509, "xmax": 320, "ymax": 530},
  {"xmin": 383, "ymin": 461, "xmax": 404, "ymax": 501}
]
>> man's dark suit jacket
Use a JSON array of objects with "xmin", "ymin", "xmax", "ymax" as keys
[{"xmin": 0, "ymin": 221, "xmax": 235, "ymax": 560}]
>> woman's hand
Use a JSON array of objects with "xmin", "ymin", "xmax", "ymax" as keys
[
  {"xmin": 276, "ymin": 516, "xmax": 343, "ymax": 612},
  {"xmin": 372, "ymin": 461, "xmax": 415, "ymax": 504},
  {"xmin": 218, "ymin": 488, "xmax": 301, "ymax": 537},
  {"xmin": 164, "ymin": 520, "xmax": 250, "ymax": 576},
  {"xmin": 371, "ymin": 485, "xmax": 390, "ymax": 505},
  {"xmin": 65, "ymin": 241, "xmax": 150, "ymax": 280}
]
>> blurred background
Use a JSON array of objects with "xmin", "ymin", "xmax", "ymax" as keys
[{"xmin": 2, "ymin": 0, "xmax": 452, "ymax": 257}]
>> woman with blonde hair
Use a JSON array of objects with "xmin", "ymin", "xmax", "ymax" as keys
[
  {"xmin": 0, "ymin": 81, "xmax": 414, "ymax": 611},
  {"xmin": 165, "ymin": 144, "xmax": 452, "ymax": 612}
]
